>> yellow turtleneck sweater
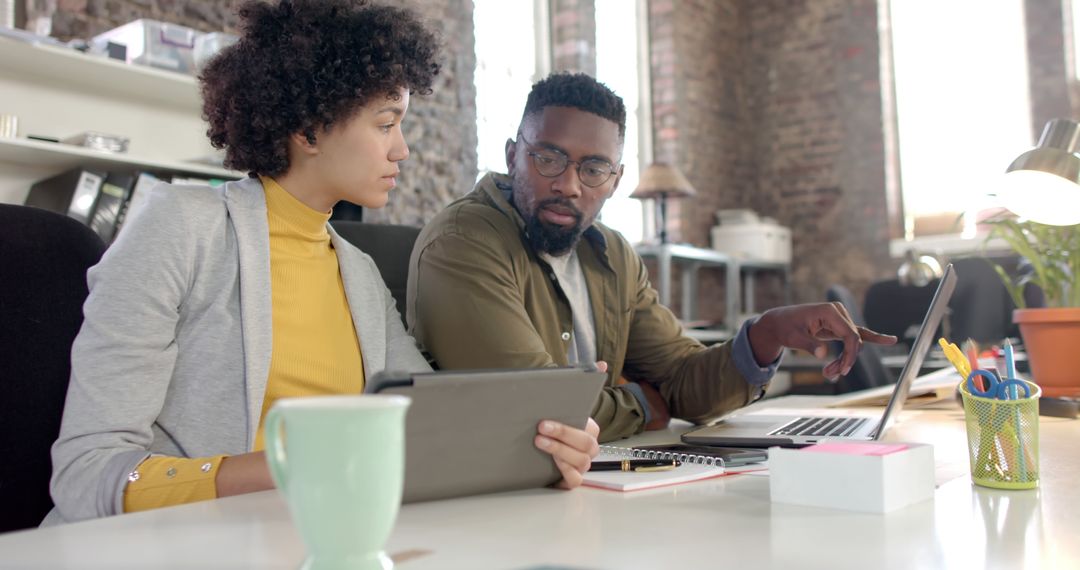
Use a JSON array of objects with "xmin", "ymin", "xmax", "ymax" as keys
[{"xmin": 123, "ymin": 176, "xmax": 364, "ymax": 512}]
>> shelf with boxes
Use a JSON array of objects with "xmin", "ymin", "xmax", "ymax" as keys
[
  {"xmin": 0, "ymin": 32, "xmax": 241, "ymax": 206},
  {"xmin": 0, "ymin": 34, "xmax": 202, "ymax": 113}
]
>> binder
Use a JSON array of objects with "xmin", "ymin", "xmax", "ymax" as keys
[
  {"xmin": 87, "ymin": 171, "xmax": 136, "ymax": 243},
  {"xmin": 24, "ymin": 168, "xmax": 106, "ymax": 224}
]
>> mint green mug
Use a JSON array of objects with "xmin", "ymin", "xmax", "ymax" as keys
[{"xmin": 265, "ymin": 395, "xmax": 411, "ymax": 570}]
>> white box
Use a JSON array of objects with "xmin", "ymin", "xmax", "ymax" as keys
[
  {"xmin": 714, "ymin": 208, "xmax": 760, "ymax": 225},
  {"xmin": 769, "ymin": 442, "xmax": 935, "ymax": 513},
  {"xmin": 710, "ymin": 222, "xmax": 792, "ymax": 263},
  {"xmin": 193, "ymin": 31, "xmax": 239, "ymax": 71},
  {"xmin": 91, "ymin": 19, "xmax": 202, "ymax": 74}
]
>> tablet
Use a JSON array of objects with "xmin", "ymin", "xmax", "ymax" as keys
[{"xmin": 366, "ymin": 367, "xmax": 606, "ymax": 503}]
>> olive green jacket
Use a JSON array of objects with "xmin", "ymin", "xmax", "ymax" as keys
[{"xmin": 407, "ymin": 173, "xmax": 767, "ymax": 441}]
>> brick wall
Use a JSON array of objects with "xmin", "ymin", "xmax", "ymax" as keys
[
  {"xmin": 648, "ymin": 0, "xmax": 894, "ymax": 318},
  {"xmin": 653, "ymin": 0, "xmax": 755, "ymax": 248},
  {"xmin": 28, "ymin": 0, "xmax": 477, "ymax": 227},
  {"xmin": 1024, "ymin": 0, "xmax": 1080, "ymax": 141},
  {"xmin": 551, "ymin": 0, "xmax": 596, "ymax": 74},
  {"xmin": 648, "ymin": 0, "xmax": 758, "ymax": 322},
  {"xmin": 368, "ymin": 0, "xmax": 478, "ymax": 226},
  {"xmin": 744, "ymin": 0, "xmax": 893, "ymax": 304}
]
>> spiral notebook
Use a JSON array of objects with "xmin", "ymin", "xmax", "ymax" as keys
[{"xmin": 582, "ymin": 445, "xmax": 730, "ymax": 492}]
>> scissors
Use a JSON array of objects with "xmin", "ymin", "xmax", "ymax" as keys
[{"xmin": 966, "ymin": 369, "xmax": 1031, "ymax": 400}]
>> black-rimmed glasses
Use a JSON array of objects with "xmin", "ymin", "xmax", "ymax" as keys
[{"xmin": 519, "ymin": 133, "xmax": 619, "ymax": 188}]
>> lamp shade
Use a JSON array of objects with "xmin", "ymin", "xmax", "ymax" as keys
[
  {"xmin": 630, "ymin": 163, "xmax": 697, "ymax": 200},
  {"xmin": 1001, "ymin": 118, "xmax": 1080, "ymax": 226}
]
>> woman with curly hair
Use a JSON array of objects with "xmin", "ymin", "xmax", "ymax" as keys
[{"xmin": 45, "ymin": 0, "xmax": 599, "ymax": 524}]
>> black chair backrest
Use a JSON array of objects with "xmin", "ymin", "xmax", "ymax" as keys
[
  {"xmin": 863, "ymin": 277, "xmax": 941, "ymax": 349},
  {"xmin": 0, "ymin": 204, "xmax": 106, "ymax": 532},
  {"xmin": 865, "ymin": 260, "xmax": 1016, "ymax": 350},
  {"xmin": 948, "ymin": 257, "xmax": 1018, "ymax": 345},
  {"xmin": 827, "ymin": 284, "xmax": 891, "ymax": 391},
  {"xmin": 330, "ymin": 221, "xmax": 421, "ymax": 328}
]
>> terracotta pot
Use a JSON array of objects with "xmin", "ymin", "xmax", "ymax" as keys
[{"xmin": 1013, "ymin": 308, "xmax": 1080, "ymax": 398}]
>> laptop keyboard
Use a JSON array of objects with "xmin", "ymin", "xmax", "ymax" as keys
[{"xmin": 769, "ymin": 416, "xmax": 870, "ymax": 438}]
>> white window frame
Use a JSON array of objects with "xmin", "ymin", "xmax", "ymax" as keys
[{"xmin": 594, "ymin": 0, "xmax": 653, "ymax": 244}]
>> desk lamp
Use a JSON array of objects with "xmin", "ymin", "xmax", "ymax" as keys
[
  {"xmin": 1000, "ymin": 118, "xmax": 1080, "ymax": 225},
  {"xmin": 630, "ymin": 163, "xmax": 697, "ymax": 244}
]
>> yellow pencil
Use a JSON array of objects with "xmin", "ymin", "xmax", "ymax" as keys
[
  {"xmin": 938, "ymin": 338, "xmax": 970, "ymax": 379},
  {"xmin": 951, "ymin": 344, "xmax": 971, "ymax": 378}
]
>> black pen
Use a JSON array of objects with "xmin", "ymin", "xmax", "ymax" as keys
[{"xmin": 589, "ymin": 459, "xmax": 681, "ymax": 472}]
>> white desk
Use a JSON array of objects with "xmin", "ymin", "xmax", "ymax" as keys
[{"xmin": 1, "ymin": 391, "xmax": 1077, "ymax": 569}]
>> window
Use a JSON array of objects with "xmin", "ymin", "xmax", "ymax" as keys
[
  {"xmin": 473, "ymin": 0, "xmax": 550, "ymax": 180},
  {"xmin": 595, "ymin": 0, "xmax": 648, "ymax": 244},
  {"xmin": 0, "ymin": 0, "xmax": 14, "ymax": 28},
  {"xmin": 474, "ymin": 0, "xmax": 650, "ymax": 243},
  {"xmin": 890, "ymin": 0, "xmax": 1032, "ymax": 239}
]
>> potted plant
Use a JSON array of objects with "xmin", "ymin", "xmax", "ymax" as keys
[{"xmin": 984, "ymin": 216, "xmax": 1080, "ymax": 397}]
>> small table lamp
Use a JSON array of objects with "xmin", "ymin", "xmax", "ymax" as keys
[
  {"xmin": 630, "ymin": 163, "xmax": 697, "ymax": 243},
  {"xmin": 1001, "ymin": 118, "xmax": 1080, "ymax": 225}
]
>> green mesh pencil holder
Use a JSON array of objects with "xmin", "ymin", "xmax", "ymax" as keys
[{"xmin": 959, "ymin": 379, "xmax": 1040, "ymax": 489}]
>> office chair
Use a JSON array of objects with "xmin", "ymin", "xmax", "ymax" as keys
[
  {"xmin": 868, "ymin": 259, "xmax": 1016, "ymax": 348},
  {"xmin": 826, "ymin": 285, "xmax": 892, "ymax": 392},
  {"xmin": 0, "ymin": 204, "xmax": 106, "ymax": 532},
  {"xmin": 948, "ymin": 257, "xmax": 1018, "ymax": 345},
  {"xmin": 863, "ymin": 277, "xmax": 943, "ymax": 350},
  {"xmin": 330, "ymin": 221, "xmax": 421, "ymax": 328}
]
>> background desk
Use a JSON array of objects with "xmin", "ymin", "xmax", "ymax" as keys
[
  {"xmin": 635, "ymin": 243, "xmax": 790, "ymax": 338},
  {"xmin": 1, "ymin": 387, "xmax": 1076, "ymax": 569}
]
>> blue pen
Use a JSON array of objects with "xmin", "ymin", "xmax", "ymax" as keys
[
  {"xmin": 1003, "ymin": 339, "xmax": 1028, "ymax": 480},
  {"xmin": 1004, "ymin": 339, "xmax": 1018, "ymax": 399}
]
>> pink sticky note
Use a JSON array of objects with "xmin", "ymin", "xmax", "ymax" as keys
[{"xmin": 802, "ymin": 442, "xmax": 909, "ymax": 456}]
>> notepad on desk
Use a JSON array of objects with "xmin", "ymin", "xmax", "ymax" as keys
[
  {"xmin": 830, "ymin": 367, "xmax": 962, "ymax": 409},
  {"xmin": 583, "ymin": 454, "xmax": 727, "ymax": 491},
  {"xmin": 833, "ymin": 385, "xmax": 955, "ymax": 408}
]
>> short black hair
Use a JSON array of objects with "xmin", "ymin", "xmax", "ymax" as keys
[
  {"xmin": 520, "ymin": 72, "xmax": 627, "ymax": 141},
  {"xmin": 200, "ymin": 0, "xmax": 441, "ymax": 177}
]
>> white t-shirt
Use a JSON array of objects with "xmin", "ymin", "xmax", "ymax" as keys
[{"xmin": 539, "ymin": 249, "xmax": 597, "ymax": 366}]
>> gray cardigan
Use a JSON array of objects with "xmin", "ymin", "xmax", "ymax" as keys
[{"xmin": 46, "ymin": 177, "xmax": 430, "ymax": 524}]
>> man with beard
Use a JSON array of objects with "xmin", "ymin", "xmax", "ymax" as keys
[{"xmin": 406, "ymin": 73, "xmax": 896, "ymax": 442}]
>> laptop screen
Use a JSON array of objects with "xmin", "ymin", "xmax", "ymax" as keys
[{"xmin": 872, "ymin": 263, "xmax": 957, "ymax": 439}]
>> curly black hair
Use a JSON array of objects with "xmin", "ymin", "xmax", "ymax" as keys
[
  {"xmin": 520, "ymin": 72, "xmax": 626, "ymax": 141},
  {"xmin": 200, "ymin": 0, "xmax": 441, "ymax": 176}
]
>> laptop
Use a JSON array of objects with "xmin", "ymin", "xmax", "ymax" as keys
[
  {"xmin": 365, "ymin": 366, "xmax": 606, "ymax": 503},
  {"xmin": 682, "ymin": 263, "xmax": 957, "ymax": 448}
]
